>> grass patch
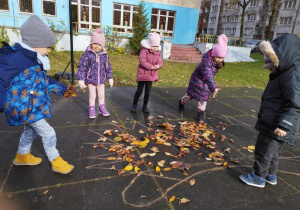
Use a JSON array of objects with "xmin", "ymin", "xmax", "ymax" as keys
[{"xmin": 48, "ymin": 51, "xmax": 268, "ymax": 89}]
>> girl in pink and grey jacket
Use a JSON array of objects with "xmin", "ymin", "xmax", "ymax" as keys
[
  {"xmin": 131, "ymin": 33, "xmax": 163, "ymax": 114},
  {"xmin": 77, "ymin": 28, "xmax": 113, "ymax": 118}
]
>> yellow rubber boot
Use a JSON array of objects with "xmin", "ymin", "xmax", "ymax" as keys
[
  {"xmin": 51, "ymin": 157, "xmax": 74, "ymax": 174},
  {"xmin": 13, "ymin": 152, "xmax": 42, "ymax": 166}
]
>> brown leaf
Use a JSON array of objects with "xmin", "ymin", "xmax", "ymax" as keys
[
  {"xmin": 230, "ymin": 157, "xmax": 240, "ymax": 163},
  {"xmin": 189, "ymin": 178, "xmax": 196, "ymax": 186},
  {"xmin": 43, "ymin": 190, "xmax": 49, "ymax": 195},
  {"xmin": 118, "ymin": 169, "xmax": 126, "ymax": 176},
  {"xmin": 110, "ymin": 165, "xmax": 116, "ymax": 170}
]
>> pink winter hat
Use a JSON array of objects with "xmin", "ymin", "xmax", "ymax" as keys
[
  {"xmin": 148, "ymin": 33, "xmax": 160, "ymax": 47},
  {"xmin": 90, "ymin": 28, "xmax": 105, "ymax": 47},
  {"xmin": 212, "ymin": 34, "xmax": 228, "ymax": 58}
]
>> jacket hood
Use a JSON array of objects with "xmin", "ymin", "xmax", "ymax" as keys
[
  {"xmin": 87, "ymin": 46, "xmax": 107, "ymax": 55},
  {"xmin": 141, "ymin": 39, "xmax": 161, "ymax": 51},
  {"xmin": 272, "ymin": 34, "xmax": 300, "ymax": 72}
]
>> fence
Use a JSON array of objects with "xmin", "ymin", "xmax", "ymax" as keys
[{"xmin": 195, "ymin": 34, "xmax": 248, "ymax": 47}]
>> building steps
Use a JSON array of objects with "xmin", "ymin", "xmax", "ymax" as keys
[{"xmin": 169, "ymin": 44, "xmax": 202, "ymax": 62}]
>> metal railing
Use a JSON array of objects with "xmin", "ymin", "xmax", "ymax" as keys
[{"xmin": 195, "ymin": 34, "xmax": 248, "ymax": 47}]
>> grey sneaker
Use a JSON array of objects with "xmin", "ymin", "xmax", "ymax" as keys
[
  {"xmin": 239, "ymin": 171, "xmax": 265, "ymax": 188},
  {"xmin": 99, "ymin": 104, "xmax": 110, "ymax": 116},
  {"xmin": 266, "ymin": 174, "xmax": 277, "ymax": 185}
]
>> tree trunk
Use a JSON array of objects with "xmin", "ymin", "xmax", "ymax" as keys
[
  {"xmin": 265, "ymin": 0, "xmax": 281, "ymax": 40},
  {"xmin": 239, "ymin": 8, "xmax": 246, "ymax": 38},
  {"xmin": 217, "ymin": 0, "xmax": 225, "ymax": 35}
]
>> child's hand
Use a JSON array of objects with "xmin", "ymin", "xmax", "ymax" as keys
[
  {"xmin": 108, "ymin": 79, "xmax": 114, "ymax": 87},
  {"xmin": 78, "ymin": 80, "xmax": 85, "ymax": 89},
  {"xmin": 213, "ymin": 88, "xmax": 221, "ymax": 98},
  {"xmin": 274, "ymin": 128, "xmax": 287, "ymax": 137}
]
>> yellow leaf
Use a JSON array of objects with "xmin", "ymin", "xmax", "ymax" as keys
[
  {"xmin": 156, "ymin": 166, "xmax": 160, "ymax": 173},
  {"xmin": 139, "ymin": 141, "xmax": 148, "ymax": 149},
  {"xmin": 164, "ymin": 142, "xmax": 172, "ymax": 146},
  {"xmin": 124, "ymin": 165, "xmax": 133, "ymax": 171},
  {"xmin": 163, "ymin": 167, "xmax": 171, "ymax": 171},
  {"xmin": 114, "ymin": 136, "xmax": 122, "ymax": 142},
  {"xmin": 169, "ymin": 196, "xmax": 175, "ymax": 203},
  {"xmin": 149, "ymin": 152, "xmax": 156, "ymax": 156},
  {"xmin": 180, "ymin": 198, "xmax": 190, "ymax": 204},
  {"xmin": 134, "ymin": 166, "xmax": 140, "ymax": 173},
  {"xmin": 158, "ymin": 160, "xmax": 165, "ymax": 167},
  {"xmin": 107, "ymin": 157, "xmax": 116, "ymax": 160},
  {"xmin": 248, "ymin": 145, "xmax": 255, "ymax": 150},
  {"xmin": 140, "ymin": 153, "xmax": 149, "ymax": 158}
]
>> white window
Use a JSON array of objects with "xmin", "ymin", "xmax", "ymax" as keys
[
  {"xmin": 0, "ymin": 0, "xmax": 9, "ymax": 11},
  {"xmin": 234, "ymin": 15, "xmax": 239, "ymax": 22},
  {"xmin": 151, "ymin": 8, "xmax": 176, "ymax": 38},
  {"xmin": 210, "ymin": 17, "xmax": 216, "ymax": 23},
  {"xmin": 280, "ymin": 17, "xmax": 292, "ymax": 25},
  {"xmin": 19, "ymin": 0, "xmax": 33, "ymax": 14},
  {"xmin": 250, "ymin": 0, "xmax": 259, "ymax": 7},
  {"xmin": 283, "ymin": 0, "xmax": 296, "ymax": 9},
  {"xmin": 208, "ymin": 28, "xmax": 214, "ymax": 34},
  {"xmin": 244, "ymin": 28, "xmax": 253, "ymax": 35},
  {"xmin": 248, "ymin": 14, "xmax": 256, "ymax": 21},
  {"xmin": 225, "ymin": 28, "xmax": 231, "ymax": 35},
  {"xmin": 113, "ymin": 3, "xmax": 138, "ymax": 34},
  {"xmin": 232, "ymin": 28, "xmax": 236, "ymax": 35},
  {"xmin": 42, "ymin": 0, "xmax": 56, "ymax": 17},
  {"xmin": 227, "ymin": 16, "xmax": 234, "ymax": 22},
  {"xmin": 222, "ymin": 16, "xmax": 227, "ymax": 22},
  {"xmin": 79, "ymin": 0, "xmax": 101, "ymax": 30},
  {"xmin": 226, "ymin": 3, "xmax": 238, "ymax": 10},
  {"xmin": 212, "ymin": 5, "xmax": 218, "ymax": 12}
]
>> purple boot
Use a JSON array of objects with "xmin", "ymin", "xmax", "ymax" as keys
[
  {"xmin": 99, "ymin": 104, "xmax": 110, "ymax": 116},
  {"xmin": 89, "ymin": 106, "xmax": 96, "ymax": 118}
]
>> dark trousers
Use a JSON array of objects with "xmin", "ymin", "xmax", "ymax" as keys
[
  {"xmin": 253, "ymin": 132, "xmax": 285, "ymax": 177},
  {"xmin": 133, "ymin": 81, "xmax": 153, "ymax": 107}
]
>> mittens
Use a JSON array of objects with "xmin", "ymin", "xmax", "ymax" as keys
[
  {"xmin": 78, "ymin": 80, "xmax": 85, "ymax": 89},
  {"xmin": 64, "ymin": 84, "xmax": 78, "ymax": 99}
]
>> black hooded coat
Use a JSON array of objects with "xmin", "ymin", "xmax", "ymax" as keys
[{"xmin": 255, "ymin": 34, "xmax": 300, "ymax": 145}]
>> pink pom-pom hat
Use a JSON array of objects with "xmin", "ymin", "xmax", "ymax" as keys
[{"xmin": 90, "ymin": 28, "xmax": 105, "ymax": 47}]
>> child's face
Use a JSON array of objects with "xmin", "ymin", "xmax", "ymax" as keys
[
  {"xmin": 32, "ymin": 47, "xmax": 51, "ymax": 56},
  {"xmin": 150, "ymin": 46, "xmax": 159, "ymax": 52},
  {"xmin": 213, "ymin": 56, "xmax": 224, "ymax": 65},
  {"xmin": 91, "ymin": 43, "xmax": 103, "ymax": 52}
]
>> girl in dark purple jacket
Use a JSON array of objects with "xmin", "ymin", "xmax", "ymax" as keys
[
  {"xmin": 77, "ymin": 28, "xmax": 113, "ymax": 118},
  {"xmin": 131, "ymin": 33, "xmax": 163, "ymax": 114},
  {"xmin": 179, "ymin": 34, "xmax": 228, "ymax": 123}
]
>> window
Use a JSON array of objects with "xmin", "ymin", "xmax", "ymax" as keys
[
  {"xmin": 234, "ymin": 15, "xmax": 239, "ymax": 22},
  {"xmin": 247, "ymin": 14, "xmax": 256, "ymax": 21},
  {"xmin": 151, "ymin": 8, "xmax": 176, "ymax": 38},
  {"xmin": 283, "ymin": 0, "xmax": 296, "ymax": 9},
  {"xmin": 227, "ymin": 16, "xmax": 234, "ymax": 22},
  {"xmin": 42, "ymin": 0, "xmax": 56, "ymax": 16},
  {"xmin": 280, "ymin": 17, "xmax": 292, "ymax": 25},
  {"xmin": 244, "ymin": 28, "xmax": 253, "ymax": 35},
  {"xmin": 0, "ymin": 0, "xmax": 9, "ymax": 11},
  {"xmin": 222, "ymin": 16, "xmax": 227, "ymax": 22},
  {"xmin": 113, "ymin": 3, "xmax": 138, "ymax": 34},
  {"xmin": 226, "ymin": 3, "xmax": 238, "ymax": 10},
  {"xmin": 208, "ymin": 28, "xmax": 214, "ymax": 34},
  {"xmin": 225, "ymin": 28, "xmax": 231, "ymax": 35},
  {"xmin": 212, "ymin": 5, "xmax": 218, "ymax": 12},
  {"xmin": 250, "ymin": 0, "xmax": 259, "ymax": 7},
  {"xmin": 210, "ymin": 17, "xmax": 216, "ymax": 23},
  {"xmin": 19, "ymin": 0, "xmax": 33, "ymax": 14},
  {"xmin": 232, "ymin": 28, "xmax": 236, "ymax": 35},
  {"xmin": 79, "ymin": 0, "xmax": 101, "ymax": 30}
]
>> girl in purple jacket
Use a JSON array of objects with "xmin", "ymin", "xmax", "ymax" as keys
[
  {"xmin": 77, "ymin": 28, "xmax": 113, "ymax": 118},
  {"xmin": 131, "ymin": 33, "xmax": 163, "ymax": 114},
  {"xmin": 179, "ymin": 34, "xmax": 228, "ymax": 123}
]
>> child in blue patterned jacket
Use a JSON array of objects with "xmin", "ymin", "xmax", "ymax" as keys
[
  {"xmin": 77, "ymin": 28, "xmax": 113, "ymax": 118},
  {"xmin": 0, "ymin": 15, "xmax": 77, "ymax": 174}
]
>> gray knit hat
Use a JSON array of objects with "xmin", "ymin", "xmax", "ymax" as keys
[{"xmin": 20, "ymin": 15, "xmax": 56, "ymax": 48}]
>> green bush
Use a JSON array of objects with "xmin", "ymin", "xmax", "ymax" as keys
[{"xmin": 0, "ymin": 26, "xmax": 10, "ymax": 48}]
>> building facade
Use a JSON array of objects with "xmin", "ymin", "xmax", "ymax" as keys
[
  {"xmin": 198, "ymin": 0, "xmax": 300, "ymax": 40},
  {"xmin": 0, "ymin": 0, "xmax": 201, "ymax": 45}
]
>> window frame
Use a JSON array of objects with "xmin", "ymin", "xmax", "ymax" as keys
[
  {"xmin": 112, "ymin": 3, "xmax": 138, "ymax": 34},
  {"xmin": 151, "ymin": 8, "xmax": 176, "ymax": 38},
  {"xmin": 78, "ymin": 0, "xmax": 102, "ymax": 30},
  {"xmin": 250, "ymin": 0, "xmax": 259, "ymax": 7},
  {"xmin": 247, "ymin": 14, "xmax": 256, "ymax": 21},
  {"xmin": 42, "ymin": 0, "xmax": 56, "ymax": 17},
  {"xmin": 0, "ymin": 0, "xmax": 10, "ymax": 12},
  {"xmin": 18, "ymin": 0, "xmax": 34, "ymax": 15}
]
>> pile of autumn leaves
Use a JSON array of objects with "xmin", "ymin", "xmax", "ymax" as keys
[{"xmin": 93, "ymin": 116, "xmax": 244, "ymax": 177}]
